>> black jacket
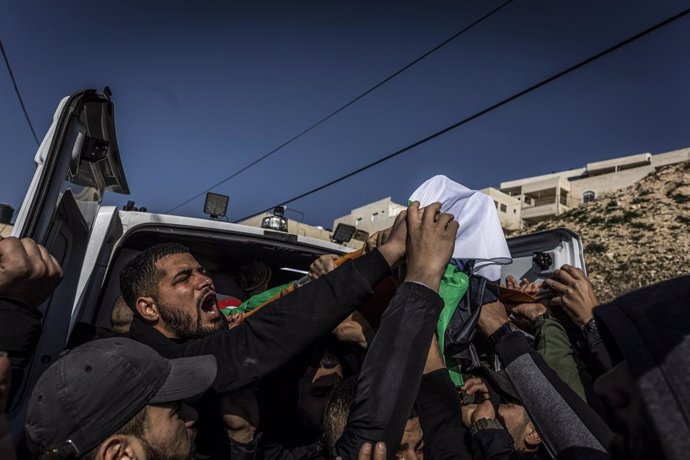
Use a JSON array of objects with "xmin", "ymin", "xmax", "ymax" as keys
[
  {"xmin": 417, "ymin": 369, "xmax": 471, "ymax": 459},
  {"xmin": 335, "ymin": 282, "xmax": 444, "ymax": 459},
  {"xmin": 0, "ymin": 298, "xmax": 42, "ymax": 397},
  {"xmin": 595, "ymin": 275, "xmax": 690, "ymax": 460},
  {"xmin": 129, "ymin": 249, "xmax": 390, "ymax": 392}
]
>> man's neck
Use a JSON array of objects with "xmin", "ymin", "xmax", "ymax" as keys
[
  {"xmin": 132, "ymin": 315, "xmax": 179, "ymax": 340},
  {"xmin": 153, "ymin": 323, "xmax": 179, "ymax": 340}
]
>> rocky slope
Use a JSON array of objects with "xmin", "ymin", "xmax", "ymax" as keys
[{"xmin": 516, "ymin": 162, "xmax": 690, "ymax": 302}]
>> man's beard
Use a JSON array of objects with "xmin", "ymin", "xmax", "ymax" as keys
[
  {"xmin": 158, "ymin": 303, "xmax": 225, "ymax": 340},
  {"xmin": 138, "ymin": 435, "xmax": 193, "ymax": 460}
]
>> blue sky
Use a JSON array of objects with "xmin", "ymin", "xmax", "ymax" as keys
[{"xmin": 1, "ymin": 0, "xmax": 689, "ymax": 228}]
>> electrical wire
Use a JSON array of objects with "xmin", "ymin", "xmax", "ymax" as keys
[
  {"xmin": 0, "ymin": 39, "xmax": 39, "ymax": 146},
  {"xmin": 164, "ymin": 0, "xmax": 516, "ymax": 213},
  {"xmin": 235, "ymin": 6, "xmax": 690, "ymax": 222}
]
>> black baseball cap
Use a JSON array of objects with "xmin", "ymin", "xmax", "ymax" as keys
[{"xmin": 25, "ymin": 337, "xmax": 217, "ymax": 458}]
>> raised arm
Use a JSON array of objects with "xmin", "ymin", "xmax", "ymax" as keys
[
  {"xmin": 478, "ymin": 301, "xmax": 612, "ymax": 459},
  {"xmin": 336, "ymin": 202, "xmax": 458, "ymax": 459},
  {"xmin": 172, "ymin": 212, "xmax": 408, "ymax": 392}
]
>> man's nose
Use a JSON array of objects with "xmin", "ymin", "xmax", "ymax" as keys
[
  {"xmin": 194, "ymin": 272, "xmax": 214, "ymax": 290},
  {"xmin": 179, "ymin": 402, "xmax": 199, "ymax": 427}
]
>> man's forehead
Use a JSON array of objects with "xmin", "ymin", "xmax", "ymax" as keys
[{"xmin": 156, "ymin": 252, "xmax": 200, "ymax": 274}]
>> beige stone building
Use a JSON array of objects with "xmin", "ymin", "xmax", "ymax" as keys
[
  {"xmin": 331, "ymin": 147, "xmax": 690, "ymax": 233},
  {"xmin": 498, "ymin": 147, "xmax": 690, "ymax": 227},
  {"xmin": 243, "ymin": 147, "xmax": 690, "ymax": 240},
  {"xmin": 479, "ymin": 187, "xmax": 521, "ymax": 230},
  {"xmin": 332, "ymin": 197, "xmax": 407, "ymax": 236},
  {"xmin": 332, "ymin": 191, "xmax": 522, "ymax": 233}
]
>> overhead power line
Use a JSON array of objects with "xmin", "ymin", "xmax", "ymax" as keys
[
  {"xmin": 0, "ymin": 39, "xmax": 39, "ymax": 146},
  {"xmin": 165, "ymin": 0, "xmax": 516, "ymax": 213},
  {"xmin": 236, "ymin": 6, "xmax": 690, "ymax": 223}
]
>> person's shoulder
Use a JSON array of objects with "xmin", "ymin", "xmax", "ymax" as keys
[{"xmin": 128, "ymin": 317, "xmax": 181, "ymax": 356}]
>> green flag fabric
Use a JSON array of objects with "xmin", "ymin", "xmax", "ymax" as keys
[
  {"xmin": 220, "ymin": 281, "xmax": 295, "ymax": 316},
  {"xmin": 437, "ymin": 264, "xmax": 470, "ymax": 387}
]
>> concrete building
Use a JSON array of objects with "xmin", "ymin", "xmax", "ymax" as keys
[
  {"xmin": 332, "ymin": 191, "xmax": 522, "ymax": 232},
  {"xmin": 332, "ymin": 197, "xmax": 407, "ymax": 236},
  {"xmin": 479, "ymin": 187, "xmax": 522, "ymax": 230},
  {"xmin": 243, "ymin": 147, "xmax": 690, "ymax": 239},
  {"xmin": 499, "ymin": 147, "xmax": 690, "ymax": 226}
]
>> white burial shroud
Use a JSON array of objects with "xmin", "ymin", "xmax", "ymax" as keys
[{"xmin": 409, "ymin": 175, "xmax": 512, "ymax": 281}]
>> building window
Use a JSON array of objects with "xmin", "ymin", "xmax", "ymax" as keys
[
  {"xmin": 355, "ymin": 217, "xmax": 362, "ymax": 227},
  {"xmin": 582, "ymin": 191, "xmax": 596, "ymax": 203},
  {"xmin": 524, "ymin": 196, "xmax": 532, "ymax": 205},
  {"xmin": 371, "ymin": 212, "xmax": 379, "ymax": 222},
  {"xmin": 560, "ymin": 190, "xmax": 569, "ymax": 206},
  {"xmin": 500, "ymin": 204, "xmax": 507, "ymax": 213}
]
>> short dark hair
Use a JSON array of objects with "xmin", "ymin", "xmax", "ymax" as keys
[
  {"xmin": 44, "ymin": 407, "xmax": 148, "ymax": 460},
  {"xmin": 323, "ymin": 377, "xmax": 358, "ymax": 451},
  {"xmin": 323, "ymin": 377, "xmax": 420, "ymax": 452},
  {"xmin": 119, "ymin": 243, "xmax": 191, "ymax": 313}
]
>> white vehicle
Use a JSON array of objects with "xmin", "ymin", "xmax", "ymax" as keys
[{"xmin": 7, "ymin": 89, "xmax": 586, "ymax": 438}]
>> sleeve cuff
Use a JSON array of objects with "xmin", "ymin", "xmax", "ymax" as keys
[
  {"xmin": 397, "ymin": 282, "xmax": 444, "ymax": 311},
  {"xmin": 494, "ymin": 331, "xmax": 532, "ymax": 366}
]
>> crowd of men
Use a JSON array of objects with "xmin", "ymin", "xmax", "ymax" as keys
[{"xmin": 0, "ymin": 200, "xmax": 688, "ymax": 459}]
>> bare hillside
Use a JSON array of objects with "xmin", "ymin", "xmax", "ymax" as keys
[{"xmin": 516, "ymin": 162, "xmax": 690, "ymax": 302}]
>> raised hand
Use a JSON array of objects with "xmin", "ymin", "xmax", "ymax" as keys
[
  {"xmin": 504, "ymin": 276, "xmax": 548, "ymax": 322},
  {"xmin": 226, "ymin": 312, "xmax": 245, "ymax": 330},
  {"xmin": 308, "ymin": 254, "xmax": 339, "ymax": 280},
  {"xmin": 543, "ymin": 265, "xmax": 598, "ymax": 327},
  {"xmin": 460, "ymin": 378, "xmax": 495, "ymax": 427},
  {"xmin": 478, "ymin": 300, "xmax": 511, "ymax": 337},
  {"xmin": 461, "ymin": 377, "xmax": 491, "ymax": 403},
  {"xmin": 471, "ymin": 400, "xmax": 496, "ymax": 424},
  {"xmin": 505, "ymin": 275, "xmax": 541, "ymax": 296},
  {"xmin": 220, "ymin": 387, "xmax": 260, "ymax": 444},
  {"xmin": 336, "ymin": 442, "xmax": 386, "ymax": 460},
  {"xmin": 377, "ymin": 209, "xmax": 409, "ymax": 269},
  {"xmin": 511, "ymin": 302, "xmax": 548, "ymax": 325},
  {"xmin": 355, "ymin": 442, "xmax": 387, "ymax": 460},
  {"xmin": 403, "ymin": 201, "xmax": 457, "ymax": 292},
  {"xmin": 332, "ymin": 311, "xmax": 374, "ymax": 349},
  {"xmin": 0, "ymin": 237, "xmax": 63, "ymax": 307}
]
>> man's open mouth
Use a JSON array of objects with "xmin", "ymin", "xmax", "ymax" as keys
[{"xmin": 199, "ymin": 291, "xmax": 220, "ymax": 320}]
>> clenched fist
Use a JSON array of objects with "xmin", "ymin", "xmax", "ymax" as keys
[{"xmin": 0, "ymin": 237, "xmax": 63, "ymax": 307}]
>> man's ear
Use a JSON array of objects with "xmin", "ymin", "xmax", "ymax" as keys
[
  {"xmin": 524, "ymin": 422, "xmax": 542, "ymax": 447},
  {"xmin": 136, "ymin": 296, "xmax": 159, "ymax": 322},
  {"xmin": 99, "ymin": 434, "xmax": 139, "ymax": 459}
]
